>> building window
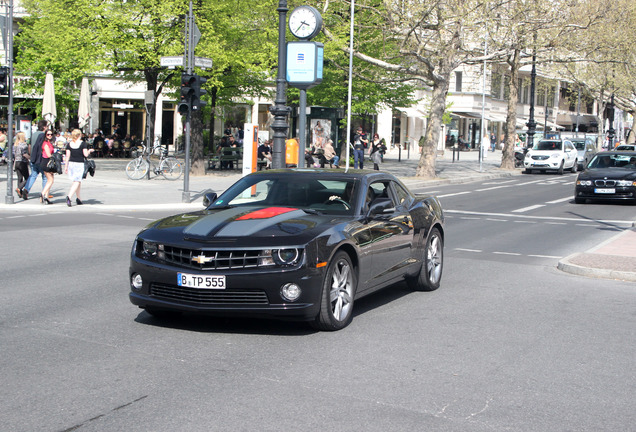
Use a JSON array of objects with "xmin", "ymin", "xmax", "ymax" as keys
[
  {"xmin": 455, "ymin": 72, "xmax": 462, "ymax": 92},
  {"xmin": 537, "ymin": 87, "xmax": 546, "ymax": 107}
]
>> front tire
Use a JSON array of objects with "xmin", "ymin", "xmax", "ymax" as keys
[
  {"xmin": 557, "ymin": 160, "xmax": 564, "ymax": 175},
  {"xmin": 525, "ymin": 168, "xmax": 533, "ymax": 174},
  {"xmin": 126, "ymin": 158, "xmax": 149, "ymax": 180},
  {"xmin": 407, "ymin": 227, "xmax": 443, "ymax": 291},
  {"xmin": 311, "ymin": 251, "xmax": 356, "ymax": 331},
  {"xmin": 571, "ymin": 160, "xmax": 578, "ymax": 173}
]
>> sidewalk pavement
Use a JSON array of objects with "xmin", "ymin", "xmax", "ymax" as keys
[{"xmin": 1, "ymin": 147, "xmax": 634, "ymax": 282}]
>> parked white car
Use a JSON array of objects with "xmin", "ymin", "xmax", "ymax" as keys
[{"xmin": 524, "ymin": 139, "xmax": 578, "ymax": 175}]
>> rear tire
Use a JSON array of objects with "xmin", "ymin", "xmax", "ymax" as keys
[
  {"xmin": 160, "ymin": 157, "xmax": 183, "ymax": 180},
  {"xmin": 311, "ymin": 251, "xmax": 356, "ymax": 331},
  {"xmin": 407, "ymin": 227, "xmax": 443, "ymax": 291}
]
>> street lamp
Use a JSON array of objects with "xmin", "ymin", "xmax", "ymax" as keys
[
  {"xmin": 607, "ymin": 93, "xmax": 615, "ymax": 148},
  {"xmin": 525, "ymin": 50, "xmax": 537, "ymax": 149},
  {"xmin": 269, "ymin": 0, "xmax": 291, "ymax": 169}
]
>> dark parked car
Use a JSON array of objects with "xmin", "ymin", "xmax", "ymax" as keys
[
  {"xmin": 574, "ymin": 151, "xmax": 636, "ymax": 204},
  {"xmin": 129, "ymin": 169, "xmax": 445, "ymax": 331}
]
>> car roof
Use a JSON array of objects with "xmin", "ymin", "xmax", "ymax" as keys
[{"xmin": 596, "ymin": 151, "xmax": 636, "ymax": 156}]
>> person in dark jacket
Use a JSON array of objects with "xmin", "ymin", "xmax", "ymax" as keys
[{"xmin": 23, "ymin": 120, "xmax": 48, "ymax": 197}]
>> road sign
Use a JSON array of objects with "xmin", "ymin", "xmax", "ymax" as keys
[
  {"xmin": 160, "ymin": 56, "xmax": 184, "ymax": 68},
  {"xmin": 192, "ymin": 22, "xmax": 201, "ymax": 50},
  {"xmin": 113, "ymin": 103, "xmax": 134, "ymax": 109},
  {"xmin": 194, "ymin": 57, "xmax": 213, "ymax": 69}
]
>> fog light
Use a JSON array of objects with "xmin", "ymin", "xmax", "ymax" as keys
[
  {"xmin": 281, "ymin": 283, "xmax": 301, "ymax": 302},
  {"xmin": 131, "ymin": 273, "xmax": 143, "ymax": 291}
]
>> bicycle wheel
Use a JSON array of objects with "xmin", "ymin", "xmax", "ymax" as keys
[
  {"xmin": 126, "ymin": 158, "xmax": 149, "ymax": 180},
  {"xmin": 160, "ymin": 157, "xmax": 183, "ymax": 180}
]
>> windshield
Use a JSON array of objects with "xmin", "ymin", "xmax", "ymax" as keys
[
  {"xmin": 588, "ymin": 154, "xmax": 636, "ymax": 169},
  {"xmin": 211, "ymin": 176, "xmax": 357, "ymax": 215},
  {"xmin": 571, "ymin": 141, "xmax": 586, "ymax": 150},
  {"xmin": 534, "ymin": 140, "xmax": 562, "ymax": 151},
  {"xmin": 615, "ymin": 145, "xmax": 635, "ymax": 151}
]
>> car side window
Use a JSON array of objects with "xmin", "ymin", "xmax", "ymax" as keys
[
  {"xmin": 365, "ymin": 181, "xmax": 391, "ymax": 213},
  {"xmin": 392, "ymin": 182, "xmax": 412, "ymax": 207}
]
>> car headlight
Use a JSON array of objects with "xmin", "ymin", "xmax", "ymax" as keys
[
  {"xmin": 616, "ymin": 180, "xmax": 636, "ymax": 187},
  {"xmin": 551, "ymin": 153, "xmax": 561, "ymax": 159},
  {"xmin": 137, "ymin": 240, "xmax": 165, "ymax": 260},
  {"xmin": 259, "ymin": 248, "xmax": 302, "ymax": 267},
  {"xmin": 577, "ymin": 180, "xmax": 592, "ymax": 186}
]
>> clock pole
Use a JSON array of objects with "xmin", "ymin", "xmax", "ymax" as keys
[{"xmin": 270, "ymin": 0, "xmax": 291, "ymax": 169}]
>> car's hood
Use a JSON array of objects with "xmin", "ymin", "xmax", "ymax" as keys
[
  {"xmin": 143, "ymin": 206, "xmax": 344, "ymax": 244},
  {"xmin": 578, "ymin": 168, "xmax": 636, "ymax": 180},
  {"xmin": 527, "ymin": 150, "xmax": 562, "ymax": 157}
]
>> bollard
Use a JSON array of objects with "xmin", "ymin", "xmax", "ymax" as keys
[
  {"xmin": 452, "ymin": 145, "xmax": 460, "ymax": 162},
  {"xmin": 398, "ymin": 145, "xmax": 401, "ymax": 162}
]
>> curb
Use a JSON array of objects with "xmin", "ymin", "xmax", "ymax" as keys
[{"xmin": 557, "ymin": 254, "xmax": 636, "ymax": 282}]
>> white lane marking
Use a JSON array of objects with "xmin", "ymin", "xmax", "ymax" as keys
[
  {"xmin": 445, "ymin": 209, "xmax": 633, "ymax": 225},
  {"xmin": 117, "ymin": 215, "xmax": 135, "ymax": 219},
  {"xmin": 455, "ymin": 248, "xmax": 482, "ymax": 253},
  {"xmin": 576, "ymin": 224, "xmax": 600, "ymax": 227},
  {"xmin": 5, "ymin": 215, "xmax": 25, "ymax": 219},
  {"xmin": 482, "ymin": 179, "xmax": 518, "ymax": 185},
  {"xmin": 528, "ymin": 254, "xmax": 562, "ymax": 259},
  {"xmin": 437, "ymin": 191, "xmax": 472, "ymax": 198},
  {"xmin": 138, "ymin": 218, "xmax": 156, "ymax": 221},
  {"xmin": 546, "ymin": 222, "xmax": 567, "ymax": 225},
  {"xmin": 475, "ymin": 185, "xmax": 514, "ymax": 192},
  {"xmin": 514, "ymin": 220, "xmax": 537, "ymax": 224},
  {"xmin": 512, "ymin": 204, "xmax": 545, "ymax": 213},
  {"xmin": 493, "ymin": 251, "xmax": 522, "ymax": 256},
  {"xmin": 460, "ymin": 217, "xmax": 480, "ymax": 220},
  {"xmin": 486, "ymin": 218, "xmax": 508, "ymax": 222},
  {"xmin": 545, "ymin": 196, "xmax": 572, "ymax": 204}
]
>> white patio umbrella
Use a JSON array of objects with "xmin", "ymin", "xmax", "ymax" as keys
[
  {"xmin": 78, "ymin": 77, "xmax": 91, "ymax": 130},
  {"xmin": 42, "ymin": 73, "xmax": 56, "ymax": 127}
]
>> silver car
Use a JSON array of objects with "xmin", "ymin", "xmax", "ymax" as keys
[{"xmin": 571, "ymin": 138, "xmax": 597, "ymax": 170}]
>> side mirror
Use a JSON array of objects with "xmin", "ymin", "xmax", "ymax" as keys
[
  {"xmin": 367, "ymin": 198, "xmax": 394, "ymax": 216},
  {"xmin": 202, "ymin": 192, "xmax": 218, "ymax": 208}
]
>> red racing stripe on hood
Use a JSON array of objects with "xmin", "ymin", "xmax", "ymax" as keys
[{"xmin": 235, "ymin": 207, "xmax": 298, "ymax": 220}]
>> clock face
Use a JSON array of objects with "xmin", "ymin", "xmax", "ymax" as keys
[{"xmin": 289, "ymin": 6, "xmax": 322, "ymax": 40}]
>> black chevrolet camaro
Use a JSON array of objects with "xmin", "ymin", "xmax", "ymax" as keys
[
  {"xmin": 574, "ymin": 151, "xmax": 636, "ymax": 204},
  {"xmin": 129, "ymin": 169, "xmax": 444, "ymax": 331}
]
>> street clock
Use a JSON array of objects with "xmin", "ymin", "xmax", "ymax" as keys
[{"xmin": 288, "ymin": 5, "xmax": 323, "ymax": 40}]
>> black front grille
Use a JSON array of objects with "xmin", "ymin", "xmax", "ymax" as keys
[
  {"xmin": 532, "ymin": 155, "xmax": 549, "ymax": 160},
  {"xmin": 150, "ymin": 283, "xmax": 269, "ymax": 305},
  {"xmin": 163, "ymin": 246, "xmax": 266, "ymax": 270},
  {"xmin": 595, "ymin": 180, "xmax": 616, "ymax": 187}
]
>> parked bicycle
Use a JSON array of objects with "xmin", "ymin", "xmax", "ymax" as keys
[{"xmin": 125, "ymin": 144, "xmax": 183, "ymax": 181}]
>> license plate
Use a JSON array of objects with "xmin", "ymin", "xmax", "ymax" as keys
[
  {"xmin": 177, "ymin": 273, "xmax": 226, "ymax": 289},
  {"xmin": 594, "ymin": 188, "xmax": 615, "ymax": 194}
]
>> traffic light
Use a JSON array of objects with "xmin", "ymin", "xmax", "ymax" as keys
[
  {"xmin": 191, "ymin": 75, "xmax": 207, "ymax": 111},
  {"xmin": 178, "ymin": 73, "xmax": 195, "ymax": 114},
  {"xmin": 0, "ymin": 67, "xmax": 9, "ymax": 95}
]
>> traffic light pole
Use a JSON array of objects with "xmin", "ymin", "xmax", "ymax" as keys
[
  {"xmin": 4, "ymin": 0, "xmax": 14, "ymax": 204},
  {"xmin": 181, "ymin": 0, "xmax": 194, "ymax": 203}
]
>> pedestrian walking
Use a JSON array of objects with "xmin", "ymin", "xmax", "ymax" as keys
[
  {"xmin": 13, "ymin": 131, "xmax": 30, "ymax": 199},
  {"xmin": 353, "ymin": 126, "xmax": 368, "ymax": 169},
  {"xmin": 39, "ymin": 129, "xmax": 56, "ymax": 204},
  {"xmin": 64, "ymin": 128, "xmax": 94, "ymax": 206},
  {"xmin": 23, "ymin": 120, "xmax": 48, "ymax": 197}
]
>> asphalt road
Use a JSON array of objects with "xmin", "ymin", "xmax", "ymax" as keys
[{"xmin": 1, "ymin": 176, "xmax": 634, "ymax": 432}]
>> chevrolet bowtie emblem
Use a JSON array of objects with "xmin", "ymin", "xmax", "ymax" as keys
[{"xmin": 192, "ymin": 254, "xmax": 214, "ymax": 264}]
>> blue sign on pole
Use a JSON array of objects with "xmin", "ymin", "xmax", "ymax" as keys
[{"xmin": 286, "ymin": 41, "xmax": 324, "ymax": 89}]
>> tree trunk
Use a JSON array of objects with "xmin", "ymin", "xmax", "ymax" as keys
[
  {"xmin": 191, "ymin": 110, "xmax": 206, "ymax": 176},
  {"xmin": 416, "ymin": 75, "xmax": 450, "ymax": 178},
  {"xmin": 627, "ymin": 113, "xmax": 636, "ymax": 144},
  {"xmin": 501, "ymin": 49, "xmax": 521, "ymax": 170},
  {"xmin": 208, "ymin": 87, "xmax": 218, "ymax": 152}
]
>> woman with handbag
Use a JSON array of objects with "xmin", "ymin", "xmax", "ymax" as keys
[
  {"xmin": 39, "ymin": 129, "xmax": 56, "ymax": 204},
  {"xmin": 63, "ymin": 128, "xmax": 94, "ymax": 206}
]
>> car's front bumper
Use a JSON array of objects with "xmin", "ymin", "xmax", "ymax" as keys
[
  {"xmin": 129, "ymin": 255, "xmax": 324, "ymax": 321},
  {"xmin": 524, "ymin": 159, "xmax": 561, "ymax": 170},
  {"xmin": 575, "ymin": 185, "xmax": 636, "ymax": 202}
]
